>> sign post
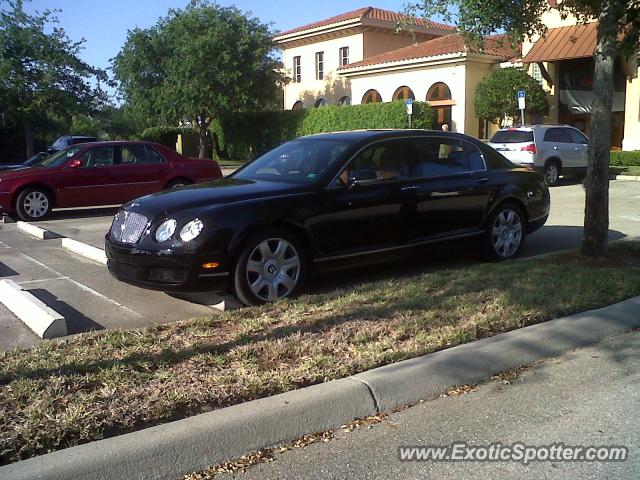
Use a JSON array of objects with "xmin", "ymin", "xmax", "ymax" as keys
[
  {"xmin": 406, "ymin": 98, "xmax": 413, "ymax": 128},
  {"xmin": 517, "ymin": 90, "xmax": 526, "ymax": 126}
]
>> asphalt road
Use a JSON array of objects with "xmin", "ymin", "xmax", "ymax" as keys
[
  {"xmin": 1, "ymin": 180, "xmax": 639, "ymax": 351},
  {"xmin": 218, "ymin": 330, "xmax": 640, "ymax": 480}
]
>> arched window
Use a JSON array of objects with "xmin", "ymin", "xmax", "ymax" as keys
[
  {"xmin": 426, "ymin": 82, "xmax": 455, "ymax": 130},
  {"xmin": 291, "ymin": 101, "xmax": 304, "ymax": 111},
  {"xmin": 314, "ymin": 98, "xmax": 328, "ymax": 108},
  {"xmin": 338, "ymin": 95, "xmax": 351, "ymax": 106},
  {"xmin": 362, "ymin": 89, "xmax": 382, "ymax": 104},
  {"xmin": 393, "ymin": 86, "xmax": 415, "ymax": 101}
]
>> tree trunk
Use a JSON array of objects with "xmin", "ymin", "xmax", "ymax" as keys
[
  {"xmin": 24, "ymin": 119, "xmax": 34, "ymax": 158},
  {"xmin": 198, "ymin": 126, "xmax": 210, "ymax": 159},
  {"xmin": 581, "ymin": 1, "xmax": 624, "ymax": 257}
]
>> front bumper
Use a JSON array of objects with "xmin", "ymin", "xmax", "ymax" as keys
[{"xmin": 105, "ymin": 238, "xmax": 229, "ymax": 293}]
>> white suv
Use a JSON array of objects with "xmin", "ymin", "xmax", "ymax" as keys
[{"xmin": 487, "ymin": 125, "xmax": 589, "ymax": 185}]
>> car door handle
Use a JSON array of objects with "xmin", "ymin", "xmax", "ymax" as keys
[
  {"xmin": 475, "ymin": 177, "xmax": 488, "ymax": 184},
  {"xmin": 553, "ymin": 146, "xmax": 559, "ymax": 150},
  {"xmin": 400, "ymin": 186, "xmax": 419, "ymax": 192}
]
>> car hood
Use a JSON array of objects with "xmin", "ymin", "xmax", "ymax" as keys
[
  {"xmin": 125, "ymin": 177, "xmax": 308, "ymax": 217},
  {"xmin": 0, "ymin": 166, "xmax": 46, "ymax": 178}
]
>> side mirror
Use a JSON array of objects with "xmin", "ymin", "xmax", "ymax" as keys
[{"xmin": 67, "ymin": 159, "xmax": 83, "ymax": 169}]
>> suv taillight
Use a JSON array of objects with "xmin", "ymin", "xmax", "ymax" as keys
[{"xmin": 521, "ymin": 143, "xmax": 537, "ymax": 154}]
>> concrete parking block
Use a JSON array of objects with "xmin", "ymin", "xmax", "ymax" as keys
[
  {"xmin": 0, "ymin": 214, "xmax": 15, "ymax": 223},
  {"xmin": 16, "ymin": 221, "xmax": 58, "ymax": 240},
  {"xmin": 61, "ymin": 238, "xmax": 107, "ymax": 265},
  {"xmin": 0, "ymin": 279, "xmax": 66, "ymax": 339}
]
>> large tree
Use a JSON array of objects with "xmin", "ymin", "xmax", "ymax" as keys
[
  {"xmin": 0, "ymin": 0, "xmax": 108, "ymax": 157},
  {"xmin": 112, "ymin": 0, "xmax": 282, "ymax": 159},
  {"xmin": 409, "ymin": 0, "xmax": 638, "ymax": 257},
  {"xmin": 474, "ymin": 67, "xmax": 549, "ymax": 126}
]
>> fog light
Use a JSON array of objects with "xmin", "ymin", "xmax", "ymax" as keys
[{"xmin": 202, "ymin": 262, "xmax": 220, "ymax": 269}]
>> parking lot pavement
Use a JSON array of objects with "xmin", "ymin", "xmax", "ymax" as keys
[{"xmin": 0, "ymin": 225, "xmax": 220, "ymax": 350}]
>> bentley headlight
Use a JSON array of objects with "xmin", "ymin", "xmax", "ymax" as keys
[
  {"xmin": 179, "ymin": 219, "xmax": 204, "ymax": 242},
  {"xmin": 155, "ymin": 219, "xmax": 177, "ymax": 242}
]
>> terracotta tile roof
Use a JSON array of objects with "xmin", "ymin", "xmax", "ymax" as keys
[
  {"xmin": 523, "ymin": 23, "xmax": 596, "ymax": 63},
  {"xmin": 274, "ymin": 6, "xmax": 453, "ymax": 38},
  {"xmin": 339, "ymin": 34, "xmax": 519, "ymax": 70}
]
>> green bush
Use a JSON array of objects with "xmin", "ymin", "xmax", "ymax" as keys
[
  {"xmin": 139, "ymin": 126, "xmax": 197, "ymax": 149},
  {"xmin": 610, "ymin": 150, "xmax": 640, "ymax": 166},
  {"xmin": 211, "ymin": 101, "xmax": 433, "ymax": 161}
]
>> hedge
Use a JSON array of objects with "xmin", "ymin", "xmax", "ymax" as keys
[
  {"xmin": 139, "ymin": 126, "xmax": 197, "ymax": 149},
  {"xmin": 610, "ymin": 150, "xmax": 640, "ymax": 167},
  {"xmin": 211, "ymin": 101, "xmax": 433, "ymax": 161}
]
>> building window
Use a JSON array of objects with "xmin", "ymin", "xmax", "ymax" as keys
[
  {"xmin": 292, "ymin": 100, "xmax": 304, "ymax": 110},
  {"xmin": 315, "ymin": 52, "xmax": 324, "ymax": 80},
  {"xmin": 339, "ymin": 47, "xmax": 349, "ymax": 66},
  {"xmin": 362, "ymin": 89, "xmax": 382, "ymax": 104},
  {"xmin": 530, "ymin": 63, "xmax": 544, "ymax": 86},
  {"xmin": 314, "ymin": 98, "xmax": 328, "ymax": 108},
  {"xmin": 293, "ymin": 56, "xmax": 301, "ymax": 83},
  {"xmin": 393, "ymin": 86, "xmax": 415, "ymax": 101},
  {"xmin": 338, "ymin": 95, "xmax": 351, "ymax": 106},
  {"xmin": 427, "ymin": 82, "xmax": 454, "ymax": 130}
]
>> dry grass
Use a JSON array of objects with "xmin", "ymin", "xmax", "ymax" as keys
[{"xmin": 2, "ymin": 241, "xmax": 640, "ymax": 464}]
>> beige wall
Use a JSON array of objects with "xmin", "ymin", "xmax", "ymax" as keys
[
  {"xmin": 363, "ymin": 32, "xmax": 428, "ymax": 58},
  {"xmin": 463, "ymin": 59, "xmax": 494, "ymax": 137},
  {"xmin": 347, "ymin": 59, "xmax": 468, "ymax": 132},
  {"xmin": 282, "ymin": 33, "xmax": 364, "ymax": 109},
  {"xmin": 623, "ymin": 68, "xmax": 640, "ymax": 150}
]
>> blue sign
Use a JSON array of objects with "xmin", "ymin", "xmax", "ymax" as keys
[
  {"xmin": 406, "ymin": 98, "xmax": 413, "ymax": 105},
  {"xmin": 517, "ymin": 90, "xmax": 526, "ymax": 98}
]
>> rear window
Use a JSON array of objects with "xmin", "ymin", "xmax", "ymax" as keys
[{"xmin": 490, "ymin": 130, "xmax": 534, "ymax": 144}]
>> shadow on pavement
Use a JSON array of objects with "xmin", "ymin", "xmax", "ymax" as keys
[
  {"xmin": 0, "ymin": 262, "xmax": 19, "ymax": 278},
  {"xmin": 28, "ymin": 288, "xmax": 104, "ymax": 335}
]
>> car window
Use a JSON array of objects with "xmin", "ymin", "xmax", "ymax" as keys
[
  {"xmin": 235, "ymin": 139, "xmax": 350, "ymax": 184},
  {"xmin": 568, "ymin": 129, "xmax": 588, "ymax": 145},
  {"xmin": 32, "ymin": 146, "xmax": 82, "ymax": 168},
  {"xmin": 121, "ymin": 145, "xmax": 148, "ymax": 165},
  {"xmin": 490, "ymin": 130, "xmax": 533, "ymax": 143},
  {"xmin": 339, "ymin": 139, "xmax": 411, "ymax": 184},
  {"xmin": 544, "ymin": 128, "xmax": 572, "ymax": 143},
  {"xmin": 144, "ymin": 146, "xmax": 165, "ymax": 163},
  {"xmin": 411, "ymin": 138, "xmax": 471, "ymax": 178},
  {"xmin": 78, "ymin": 147, "xmax": 115, "ymax": 168}
]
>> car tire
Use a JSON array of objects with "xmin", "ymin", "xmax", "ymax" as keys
[
  {"xmin": 484, "ymin": 203, "xmax": 526, "ymax": 261},
  {"xmin": 544, "ymin": 161, "xmax": 561, "ymax": 186},
  {"xmin": 166, "ymin": 178, "xmax": 192, "ymax": 189},
  {"xmin": 15, "ymin": 187, "xmax": 53, "ymax": 221},
  {"xmin": 232, "ymin": 227, "xmax": 307, "ymax": 306}
]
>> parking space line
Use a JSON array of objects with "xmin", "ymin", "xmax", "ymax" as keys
[
  {"xmin": 18, "ymin": 277, "xmax": 68, "ymax": 285},
  {"xmin": 0, "ymin": 241, "xmax": 9, "ymax": 248},
  {"xmin": 17, "ymin": 252, "xmax": 144, "ymax": 318}
]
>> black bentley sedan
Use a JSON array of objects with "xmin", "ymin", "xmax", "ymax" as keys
[{"xmin": 106, "ymin": 130, "xmax": 550, "ymax": 305}]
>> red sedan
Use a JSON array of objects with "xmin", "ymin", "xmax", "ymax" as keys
[{"xmin": 0, "ymin": 141, "xmax": 223, "ymax": 221}]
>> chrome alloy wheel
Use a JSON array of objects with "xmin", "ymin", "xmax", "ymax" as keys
[
  {"xmin": 545, "ymin": 164, "xmax": 559, "ymax": 185},
  {"xmin": 245, "ymin": 238, "xmax": 301, "ymax": 302},
  {"xmin": 491, "ymin": 209, "xmax": 523, "ymax": 258},
  {"xmin": 23, "ymin": 191, "xmax": 49, "ymax": 218}
]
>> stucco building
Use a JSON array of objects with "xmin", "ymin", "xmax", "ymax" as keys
[{"xmin": 274, "ymin": 5, "xmax": 639, "ymax": 149}]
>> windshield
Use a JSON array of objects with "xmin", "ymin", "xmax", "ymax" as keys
[
  {"xmin": 234, "ymin": 139, "xmax": 351, "ymax": 184},
  {"xmin": 32, "ymin": 146, "xmax": 82, "ymax": 168},
  {"xmin": 490, "ymin": 130, "xmax": 534, "ymax": 144}
]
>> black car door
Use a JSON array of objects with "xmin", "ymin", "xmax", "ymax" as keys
[
  {"xmin": 403, "ymin": 136, "xmax": 491, "ymax": 239},
  {"xmin": 310, "ymin": 138, "xmax": 414, "ymax": 256}
]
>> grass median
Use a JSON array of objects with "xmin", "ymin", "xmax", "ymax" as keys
[{"xmin": 2, "ymin": 241, "xmax": 640, "ymax": 464}]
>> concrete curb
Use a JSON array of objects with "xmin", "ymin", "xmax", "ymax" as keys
[
  {"xmin": 0, "ymin": 214, "xmax": 15, "ymax": 224},
  {"xmin": 0, "ymin": 279, "xmax": 66, "ymax": 339},
  {"xmin": 16, "ymin": 221, "xmax": 58, "ymax": 240},
  {"xmin": 2, "ymin": 296, "xmax": 639, "ymax": 480},
  {"xmin": 610, "ymin": 174, "xmax": 640, "ymax": 181},
  {"xmin": 61, "ymin": 237, "xmax": 107, "ymax": 265}
]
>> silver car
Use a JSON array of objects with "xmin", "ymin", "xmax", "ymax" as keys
[{"xmin": 488, "ymin": 125, "xmax": 589, "ymax": 185}]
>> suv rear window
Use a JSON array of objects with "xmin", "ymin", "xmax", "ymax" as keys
[{"xmin": 490, "ymin": 130, "xmax": 534, "ymax": 144}]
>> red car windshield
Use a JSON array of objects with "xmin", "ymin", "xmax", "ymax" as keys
[{"xmin": 32, "ymin": 146, "xmax": 82, "ymax": 168}]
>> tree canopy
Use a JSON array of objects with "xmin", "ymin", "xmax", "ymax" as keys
[
  {"xmin": 408, "ymin": 0, "xmax": 640, "ymax": 257},
  {"xmin": 0, "ymin": 0, "xmax": 108, "ymax": 156},
  {"xmin": 112, "ymin": 0, "xmax": 282, "ymax": 158},
  {"xmin": 474, "ymin": 67, "xmax": 549, "ymax": 126}
]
